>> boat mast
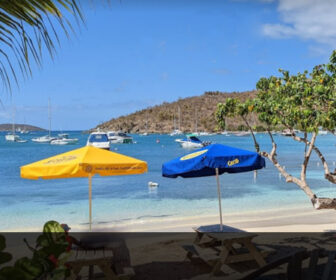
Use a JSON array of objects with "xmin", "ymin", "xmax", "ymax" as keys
[
  {"xmin": 145, "ymin": 113, "xmax": 148, "ymax": 133},
  {"xmin": 48, "ymin": 98, "xmax": 51, "ymax": 138},
  {"xmin": 195, "ymin": 107, "xmax": 198, "ymax": 133},
  {"xmin": 173, "ymin": 114, "xmax": 176, "ymax": 131},
  {"xmin": 178, "ymin": 106, "xmax": 181, "ymax": 132},
  {"xmin": 12, "ymin": 107, "xmax": 15, "ymax": 136}
]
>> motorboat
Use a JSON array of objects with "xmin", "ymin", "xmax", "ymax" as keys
[
  {"xmin": 55, "ymin": 134, "xmax": 78, "ymax": 144},
  {"xmin": 50, "ymin": 135, "xmax": 78, "ymax": 145},
  {"xmin": 58, "ymin": 133, "xmax": 69, "ymax": 138},
  {"xmin": 107, "ymin": 131, "xmax": 133, "ymax": 144},
  {"xmin": 32, "ymin": 135, "xmax": 57, "ymax": 143},
  {"xmin": 50, "ymin": 139, "xmax": 68, "ymax": 145},
  {"xmin": 281, "ymin": 129, "xmax": 292, "ymax": 137},
  {"xmin": 221, "ymin": 131, "xmax": 231, "ymax": 136},
  {"xmin": 318, "ymin": 129, "xmax": 328, "ymax": 135},
  {"xmin": 169, "ymin": 129, "xmax": 183, "ymax": 136},
  {"xmin": 86, "ymin": 131, "xmax": 110, "ymax": 150},
  {"xmin": 175, "ymin": 134, "xmax": 211, "ymax": 149},
  {"xmin": 199, "ymin": 132, "xmax": 210, "ymax": 136},
  {"xmin": 234, "ymin": 131, "xmax": 251, "ymax": 137}
]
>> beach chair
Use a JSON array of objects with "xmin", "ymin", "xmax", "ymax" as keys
[{"xmin": 241, "ymin": 248, "xmax": 336, "ymax": 280}]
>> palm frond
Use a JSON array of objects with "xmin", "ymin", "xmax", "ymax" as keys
[{"xmin": 0, "ymin": 0, "xmax": 84, "ymax": 93}]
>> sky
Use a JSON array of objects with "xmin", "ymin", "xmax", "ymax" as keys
[{"xmin": 1, "ymin": 0, "xmax": 336, "ymax": 130}]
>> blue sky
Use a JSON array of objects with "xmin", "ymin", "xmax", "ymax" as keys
[{"xmin": 1, "ymin": 0, "xmax": 335, "ymax": 130}]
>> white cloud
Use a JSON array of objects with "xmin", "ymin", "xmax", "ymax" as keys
[{"xmin": 262, "ymin": 0, "xmax": 336, "ymax": 46}]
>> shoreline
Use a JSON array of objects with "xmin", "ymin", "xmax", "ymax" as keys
[{"xmin": 5, "ymin": 203, "xmax": 336, "ymax": 232}]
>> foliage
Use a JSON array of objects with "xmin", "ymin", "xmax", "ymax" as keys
[
  {"xmin": 0, "ymin": 221, "xmax": 72, "ymax": 280},
  {"xmin": 216, "ymin": 50, "xmax": 336, "ymax": 209},
  {"xmin": 217, "ymin": 54, "xmax": 336, "ymax": 133},
  {"xmin": 0, "ymin": 0, "xmax": 83, "ymax": 92}
]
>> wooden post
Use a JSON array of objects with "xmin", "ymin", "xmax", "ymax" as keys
[
  {"xmin": 89, "ymin": 174, "xmax": 92, "ymax": 231},
  {"xmin": 216, "ymin": 168, "xmax": 223, "ymax": 232}
]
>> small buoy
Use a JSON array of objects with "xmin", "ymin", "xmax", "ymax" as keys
[
  {"xmin": 156, "ymin": 139, "xmax": 160, "ymax": 143},
  {"xmin": 148, "ymin": 181, "xmax": 159, "ymax": 187}
]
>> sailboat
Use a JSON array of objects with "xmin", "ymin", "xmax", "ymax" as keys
[
  {"xmin": 20, "ymin": 117, "xmax": 29, "ymax": 134},
  {"xmin": 32, "ymin": 99, "xmax": 56, "ymax": 143},
  {"xmin": 140, "ymin": 114, "xmax": 149, "ymax": 136},
  {"xmin": 5, "ymin": 107, "xmax": 27, "ymax": 142},
  {"xmin": 192, "ymin": 107, "xmax": 199, "ymax": 136},
  {"xmin": 170, "ymin": 107, "xmax": 182, "ymax": 136}
]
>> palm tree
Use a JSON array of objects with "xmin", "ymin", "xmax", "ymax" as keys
[{"xmin": 0, "ymin": 1, "xmax": 83, "ymax": 92}]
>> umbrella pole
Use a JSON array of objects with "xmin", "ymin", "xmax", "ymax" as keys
[
  {"xmin": 89, "ymin": 173, "xmax": 92, "ymax": 231},
  {"xmin": 216, "ymin": 168, "xmax": 223, "ymax": 232}
]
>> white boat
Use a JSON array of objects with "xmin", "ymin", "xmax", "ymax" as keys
[
  {"xmin": 141, "ymin": 115, "xmax": 149, "ymax": 136},
  {"xmin": 32, "ymin": 135, "xmax": 57, "ymax": 143},
  {"xmin": 32, "ymin": 99, "xmax": 56, "ymax": 143},
  {"xmin": 5, "ymin": 107, "xmax": 27, "ymax": 142},
  {"xmin": 58, "ymin": 133, "xmax": 69, "ymax": 138},
  {"xmin": 50, "ymin": 139, "xmax": 68, "ymax": 145},
  {"xmin": 318, "ymin": 129, "xmax": 328, "ymax": 135},
  {"xmin": 108, "ymin": 131, "xmax": 133, "ymax": 144},
  {"xmin": 234, "ymin": 131, "xmax": 251, "ymax": 137},
  {"xmin": 5, "ymin": 134, "xmax": 20, "ymax": 141},
  {"xmin": 175, "ymin": 134, "xmax": 211, "ymax": 149},
  {"xmin": 87, "ymin": 131, "xmax": 110, "ymax": 150},
  {"xmin": 170, "ymin": 129, "xmax": 183, "ymax": 136},
  {"xmin": 50, "ymin": 135, "xmax": 78, "ymax": 145},
  {"xmin": 55, "ymin": 134, "xmax": 78, "ymax": 144},
  {"xmin": 281, "ymin": 129, "xmax": 292, "ymax": 137},
  {"xmin": 170, "ymin": 107, "xmax": 183, "ymax": 136},
  {"xmin": 199, "ymin": 132, "xmax": 210, "ymax": 136}
]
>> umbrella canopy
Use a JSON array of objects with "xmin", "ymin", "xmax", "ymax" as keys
[
  {"xmin": 162, "ymin": 143, "xmax": 265, "ymax": 231},
  {"xmin": 162, "ymin": 143, "xmax": 265, "ymax": 178},
  {"xmin": 21, "ymin": 146, "xmax": 147, "ymax": 179},
  {"xmin": 21, "ymin": 146, "xmax": 147, "ymax": 230}
]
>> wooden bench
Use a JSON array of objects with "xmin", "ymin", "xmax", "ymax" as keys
[{"xmin": 241, "ymin": 249, "xmax": 336, "ymax": 280}]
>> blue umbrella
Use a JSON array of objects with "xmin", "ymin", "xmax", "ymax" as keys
[{"xmin": 162, "ymin": 144, "xmax": 266, "ymax": 231}]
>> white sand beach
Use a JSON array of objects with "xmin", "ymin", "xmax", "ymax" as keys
[{"xmin": 88, "ymin": 203, "xmax": 336, "ymax": 232}]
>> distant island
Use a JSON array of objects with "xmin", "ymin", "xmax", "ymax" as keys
[
  {"xmin": 94, "ymin": 90, "xmax": 262, "ymax": 133},
  {"xmin": 0, "ymin": 123, "xmax": 45, "ymax": 131}
]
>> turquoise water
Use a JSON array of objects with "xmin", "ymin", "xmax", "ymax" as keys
[{"xmin": 1, "ymin": 131, "xmax": 336, "ymax": 231}]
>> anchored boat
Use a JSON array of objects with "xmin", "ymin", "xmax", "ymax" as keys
[
  {"xmin": 108, "ymin": 131, "xmax": 133, "ymax": 144},
  {"xmin": 175, "ymin": 134, "xmax": 211, "ymax": 149}
]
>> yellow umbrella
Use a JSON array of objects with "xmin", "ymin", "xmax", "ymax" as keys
[{"xmin": 21, "ymin": 146, "xmax": 147, "ymax": 230}]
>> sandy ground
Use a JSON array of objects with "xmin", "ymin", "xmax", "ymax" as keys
[
  {"xmin": 88, "ymin": 203, "xmax": 336, "ymax": 233},
  {"xmin": 5, "ymin": 201, "xmax": 336, "ymax": 233},
  {"xmin": 3, "ymin": 204, "xmax": 336, "ymax": 279}
]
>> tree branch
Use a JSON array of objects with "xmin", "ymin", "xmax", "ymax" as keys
[
  {"xmin": 289, "ymin": 130, "xmax": 336, "ymax": 184},
  {"xmin": 300, "ymin": 132, "xmax": 317, "ymax": 182},
  {"xmin": 241, "ymin": 116, "xmax": 260, "ymax": 152}
]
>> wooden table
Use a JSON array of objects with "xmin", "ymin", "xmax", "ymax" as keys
[{"xmin": 183, "ymin": 225, "xmax": 267, "ymax": 276}]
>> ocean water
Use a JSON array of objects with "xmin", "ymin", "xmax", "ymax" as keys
[{"xmin": 1, "ymin": 131, "xmax": 336, "ymax": 231}]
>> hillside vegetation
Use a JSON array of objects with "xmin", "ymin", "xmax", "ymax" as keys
[
  {"xmin": 0, "ymin": 123, "xmax": 45, "ymax": 131},
  {"xmin": 96, "ymin": 91, "xmax": 261, "ymax": 133}
]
